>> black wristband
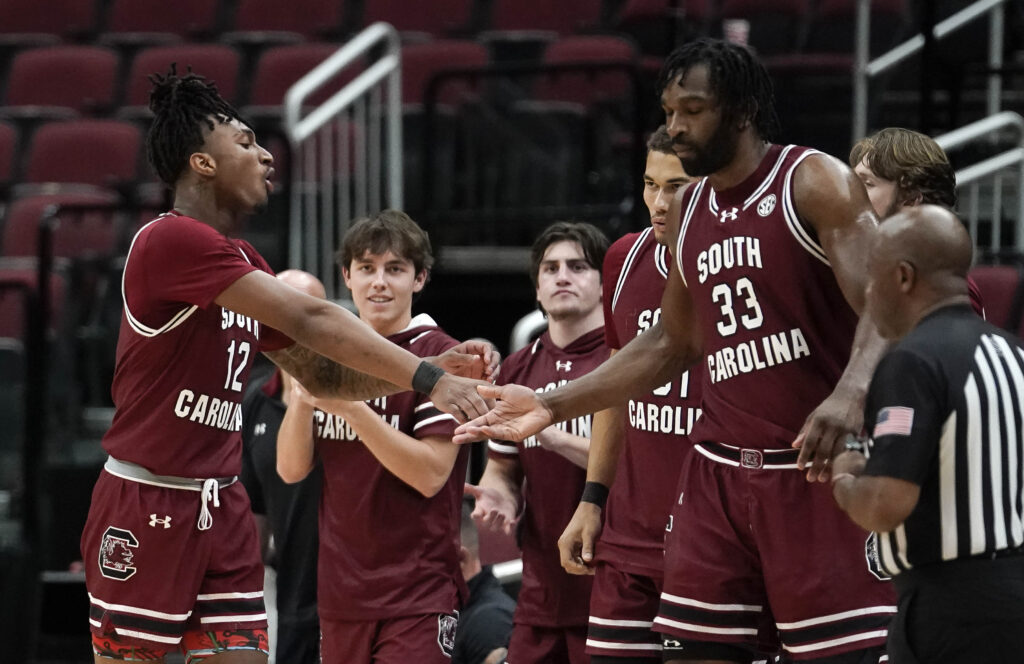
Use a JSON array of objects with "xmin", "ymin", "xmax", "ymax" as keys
[
  {"xmin": 580, "ymin": 481, "xmax": 610, "ymax": 509},
  {"xmin": 412, "ymin": 360, "xmax": 445, "ymax": 395}
]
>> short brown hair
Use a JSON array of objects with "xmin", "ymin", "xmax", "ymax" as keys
[
  {"xmin": 529, "ymin": 221, "xmax": 609, "ymax": 288},
  {"xmin": 849, "ymin": 127, "xmax": 957, "ymax": 209},
  {"xmin": 336, "ymin": 209, "xmax": 434, "ymax": 275},
  {"xmin": 647, "ymin": 124, "xmax": 675, "ymax": 155}
]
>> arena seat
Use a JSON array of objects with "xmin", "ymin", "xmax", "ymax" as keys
[
  {"xmin": 401, "ymin": 40, "xmax": 489, "ymax": 106},
  {"xmin": 1, "ymin": 191, "xmax": 123, "ymax": 260},
  {"xmin": 532, "ymin": 35, "xmax": 638, "ymax": 106},
  {"xmin": 0, "ymin": 0, "xmax": 99, "ymax": 47},
  {"xmin": 3, "ymin": 46, "xmax": 119, "ymax": 119},
  {"xmin": 613, "ymin": 0, "xmax": 715, "ymax": 57},
  {"xmin": 719, "ymin": 0, "xmax": 809, "ymax": 56},
  {"xmin": 246, "ymin": 43, "xmax": 360, "ymax": 113},
  {"xmin": 969, "ymin": 264, "xmax": 1024, "ymax": 331},
  {"xmin": 223, "ymin": 0, "xmax": 348, "ymax": 47},
  {"xmin": 488, "ymin": 0, "xmax": 602, "ymax": 34},
  {"xmin": 102, "ymin": 0, "xmax": 222, "ymax": 47},
  {"xmin": 362, "ymin": 0, "xmax": 475, "ymax": 38},
  {"xmin": 0, "ymin": 121, "xmax": 18, "ymax": 194},
  {"xmin": 0, "ymin": 267, "xmax": 67, "ymax": 339},
  {"xmin": 122, "ymin": 44, "xmax": 242, "ymax": 117},
  {"xmin": 20, "ymin": 120, "xmax": 141, "ymax": 192}
]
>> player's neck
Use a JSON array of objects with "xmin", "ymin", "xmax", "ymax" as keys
[
  {"xmin": 706, "ymin": 135, "xmax": 771, "ymax": 192},
  {"xmin": 172, "ymin": 191, "xmax": 239, "ymax": 236},
  {"xmin": 547, "ymin": 308, "xmax": 603, "ymax": 348}
]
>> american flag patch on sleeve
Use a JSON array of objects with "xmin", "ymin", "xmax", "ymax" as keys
[{"xmin": 873, "ymin": 406, "xmax": 914, "ymax": 438}]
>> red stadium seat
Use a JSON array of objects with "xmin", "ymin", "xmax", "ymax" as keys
[
  {"xmin": 246, "ymin": 43, "xmax": 360, "ymax": 110},
  {"xmin": 489, "ymin": 0, "xmax": 602, "ymax": 34},
  {"xmin": 3, "ymin": 46, "xmax": 119, "ymax": 117},
  {"xmin": 533, "ymin": 36, "xmax": 638, "ymax": 105},
  {"xmin": 719, "ymin": 0, "xmax": 809, "ymax": 55},
  {"xmin": 401, "ymin": 41, "xmax": 489, "ymax": 106},
  {"xmin": 969, "ymin": 264, "xmax": 1024, "ymax": 331},
  {"xmin": 0, "ymin": 267, "xmax": 68, "ymax": 338},
  {"xmin": 1, "ymin": 191, "xmax": 122, "ymax": 260},
  {"xmin": 0, "ymin": 0, "xmax": 99, "ymax": 46},
  {"xmin": 103, "ymin": 0, "xmax": 221, "ymax": 46},
  {"xmin": 22, "ymin": 120, "xmax": 142, "ymax": 190},
  {"xmin": 0, "ymin": 121, "xmax": 18, "ymax": 190},
  {"xmin": 363, "ymin": 0, "xmax": 475, "ymax": 37},
  {"xmin": 225, "ymin": 0, "xmax": 347, "ymax": 45},
  {"xmin": 123, "ymin": 45, "xmax": 242, "ymax": 115}
]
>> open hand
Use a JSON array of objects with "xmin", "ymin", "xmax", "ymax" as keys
[
  {"xmin": 452, "ymin": 384, "xmax": 554, "ymax": 444},
  {"xmin": 464, "ymin": 483, "xmax": 519, "ymax": 535}
]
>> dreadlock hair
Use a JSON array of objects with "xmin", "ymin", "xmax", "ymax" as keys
[
  {"xmin": 656, "ymin": 39, "xmax": 780, "ymax": 143},
  {"xmin": 646, "ymin": 125, "xmax": 676, "ymax": 156},
  {"xmin": 147, "ymin": 64, "xmax": 245, "ymax": 186}
]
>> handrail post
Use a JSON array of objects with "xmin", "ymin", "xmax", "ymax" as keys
[{"xmin": 851, "ymin": 0, "xmax": 871, "ymax": 142}]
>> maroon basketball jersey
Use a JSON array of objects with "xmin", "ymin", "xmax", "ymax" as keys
[
  {"xmin": 315, "ymin": 315, "xmax": 469, "ymax": 622},
  {"xmin": 598, "ymin": 229, "xmax": 701, "ymax": 575},
  {"xmin": 489, "ymin": 327, "xmax": 608, "ymax": 627},
  {"xmin": 676, "ymin": 145, "xmax": 859, "ymax": 451},
  {"xmin": 102, "ymin": 211, "xmax": 291, "ymax": 478}
]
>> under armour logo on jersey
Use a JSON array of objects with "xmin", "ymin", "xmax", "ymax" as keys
[
  {"xmin": 555, "ymin": 360, "xmax": 573, "ymax": 372},
  {"xmin": 757, "ymin": 194, "xmax": 777, "ymax": 217},
  {"xmin": 254, "ymin": 423, "xmax": 267, "ymax": 436},
  {"xmin": 719, "ymin": 207, "xmax": 738, "ymax": 223},
  {"xmin": 149, "ymin": 514, "xmax": 172, "ymax": 529}
]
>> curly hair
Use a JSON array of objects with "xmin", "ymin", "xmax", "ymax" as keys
[
  {"xmin": 656, "ymin": 38, "xmax": 780, "ymax": 143},
  {"xmin": 849, "ymin": 128, "xmax": 957, "ymax": 209},
  {"xmin": 146, "ymin": 64, "xmax": 245, "ymax": 186}
]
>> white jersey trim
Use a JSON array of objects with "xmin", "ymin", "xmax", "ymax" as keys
[
  {"xmin": 589, "ymin": 616, "xmax": 654, "ymax": 628},
  {"xmin": 586, "ymin": 638, "xmax": 662, "ymax": 651},
  {"xmin": 743, "ymin": 145, "xmax": 796, "ymax": 210},
  {"xmin": 781, "ymin": 150, "xmax": 830, "ymax": 266},
  {"xmin": 655, "ymin": 243, "xmax": 669, "ymax": 278},
  {"xmin": 414, "ymin": 413, "xmax": 457, "ymax": 430},
  {"xmin": 488, "ymin": 440, "xmax": 519, "ymax": 455},
  {"xmin": 781, "ymin": 630, "xmax": 889, "ymax": 654},
  {"xmin": 653, "ymin": 616, "xmax": 758, "ymax": 636},
  {"xmin": 676, "ymin": 179, "xmax": 708, "ymax": 288},
  {"xmin": 89, "ymin": 593, "xmax": 192, "ymax": 621},
  {"xmin": 611, "ymin": 228, "xmax": 652, "ymax": 312}
]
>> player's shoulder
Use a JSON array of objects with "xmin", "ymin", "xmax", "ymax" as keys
[{"xmin": 402, "ymin": 314, "xmax": 459, "ymax": 354}]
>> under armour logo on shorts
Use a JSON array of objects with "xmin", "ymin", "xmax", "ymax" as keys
[{"xmin": 149, "ymin": 514, "xmax": 172, "ymax": 529}]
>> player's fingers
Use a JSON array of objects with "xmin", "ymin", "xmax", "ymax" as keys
[
  {"xmin": 453, "ymin": 424, "xmax": 487, "ymax": 444},
  {"xmin": 475, "ymin": 383, "xmax": 503, "ymax": 399},
  {"xmin": 463, "ymin": 483, "xmax": 482, "ymax": 499}
]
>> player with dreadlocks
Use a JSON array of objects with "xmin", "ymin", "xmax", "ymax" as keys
[
  {"xmin": 453, "ymin": 38, "xmax": 897, "ymax": 663},
  {"xmin": 80, "ymin": 67, "xmax": 493, "ymax": 663}
]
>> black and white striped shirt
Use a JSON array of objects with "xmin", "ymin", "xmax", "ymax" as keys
[{"xmin": 863, "ymin": 304, "xmax": 1024, "ymax": 577}]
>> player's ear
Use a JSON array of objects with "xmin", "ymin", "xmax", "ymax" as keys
[
  {"xmin": 341, "ymin": 265, "xmax": 353, "ymax": 289},
  {"xmin": 413, "ymin": 269, "xmax": 427, "ymax": 293},
  {"xmin": 189, "ymin": 151, "xmax": 216, "ymax": 177},
  {"xmin": 897, "ymin": 260, "xmax": 916, "ymax": 293}
]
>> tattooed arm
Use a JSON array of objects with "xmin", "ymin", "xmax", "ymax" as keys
[{"xmin": 265, "ymin": 343, "xmax": 404, "ymax": 401}]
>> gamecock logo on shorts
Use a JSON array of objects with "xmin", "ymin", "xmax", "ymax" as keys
[
  {"xmin": 864, "ymin": 533, "xmax": 891, "ymax": 581},
  {"xmin": 437, "ymin": 611, "xmax": 459, "ymax": 656},
  {"xmin": 99, "ymin": 526, "xmax": 139, "ymax": 581}
]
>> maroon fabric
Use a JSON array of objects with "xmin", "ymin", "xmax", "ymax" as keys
[
  {"xmin": 598, "ymin": 229, "xmax": 700, "ymax": 575},
  {"xmin": 315, "ymin": 317, "xmax": 468, "ymax": 622},
  {"xmin": 102, "ymin": 211, "xmax": 291, "ymax": 479},
  {"xmin": 489, "ymin": 328, "xmax": 608, "ymax": 628},
  {"xmin": 507, "ymin": 624, "xmax": 590, "ymax": 664},
  {"xmin": 82, "ymin": 475, "xmax": 266, "ymax": 649},
  {"xmin": 587, "ymin": 562, "xmax": 663, "ymax": 659},
  {"xmin": 320, "ymin": 612, "xmax": 459, "ymax": 664},
  {"xmin": 655, "ymin": 450, "xmax": 895, "ymax": 659},
  {"xmin": 676, "ymin": 144, "xmax": 859, "ymax": 451},
  {"xmin": 967, "ymin": 274, "xmax": 985, "ymax": 318}
]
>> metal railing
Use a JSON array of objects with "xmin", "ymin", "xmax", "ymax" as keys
[
  {"xmin": 852, "ymin": 0, "xmax": 1009, "ymax": 142},
  {"xmin": 935, "ymin": 112, "xmax": 1024, "ymax": 252},
  {"xmin": 283, "ymin": 22, "xmax": 403, "ymax": 299}
]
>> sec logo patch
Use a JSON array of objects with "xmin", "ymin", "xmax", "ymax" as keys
[{"xmin": 757, "ymin": 194, "xmax": 776, "ymax": 217}]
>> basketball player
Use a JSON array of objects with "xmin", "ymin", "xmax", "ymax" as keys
[
  {"xmin": 467, "ymin": 221, "xmax": 610, "ymax": 664},
  {"xmin": 849, "ymin": 126, "xmax": 984, "ymax": 315},
  {"xmin": 276, "ymin": 210, "xmax": 469, "ymax": 664},
  {"xmin": 455, "ymin": 39, "xmax": 898, "ymax": 663},
  {"xmin": 80, "ymin": 69, "xmax": 490, "ymax": 664},
  {"xmin": 558, "ymin": 126, "xmax": 700, "ymax": 663}
]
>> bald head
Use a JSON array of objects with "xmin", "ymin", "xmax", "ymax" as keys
[
  {"xmin": 878, "ymin": 204, "xmax": 973, "ymax": 282},
  {"xmin": 867, "ymin": 205, "xmax": 973, "ymax": 339},
  {"xmin": 277, "ymin": 269, "xmax": 327, "ymax": 299}
]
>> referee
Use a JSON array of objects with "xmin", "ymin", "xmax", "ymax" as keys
[{"xmin": 832, "ymin": 204, "xmax": 1024, "ymax": 664}]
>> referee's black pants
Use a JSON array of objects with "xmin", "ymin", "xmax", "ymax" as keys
[{"xmin": 889, "ymin": 553, "xmax": 1024, "ymax": 663}]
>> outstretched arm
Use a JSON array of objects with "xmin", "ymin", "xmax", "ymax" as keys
[
  {"xmin": 216, "ymin": 270, "xmax": 490, "ymax": 420},
  {"xmin": 791, "ymin": 153, "xmax": 889, "ymax": 481},
  {"xmin": 454, "ymin": 268, "xmax": 702, "ymax": 443},
  {"xmin": 276, "ymin": 382, "xmax": 318, "ymax": 484},
  {"xmin": 466, "ymin": 456, "xmax": 524, "ymax": 535}
]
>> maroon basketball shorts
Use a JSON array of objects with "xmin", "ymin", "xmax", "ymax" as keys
[
  {"xmin": 586, "ymin": 562, "xmax": 663, "ymax": 659},
  {"xmin": 319, "ymin": 612, "xmax": 459, "ymax": 664},
  {"xmin": 81, "ymin": 468, "xmax": 267, "ymax": 652},
  {"xmin": 507, "ymin": 623, "xmax": 590, "ymax": 664},
  {"xmin": 654, "ymin": 442, "xmax": 897, "ymax": 660}
]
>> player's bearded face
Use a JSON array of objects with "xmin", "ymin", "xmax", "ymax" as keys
[{"xmin": 673, "ymin": 113, "xmax": 739, "ymax": 177}]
